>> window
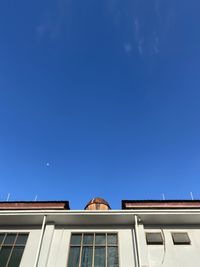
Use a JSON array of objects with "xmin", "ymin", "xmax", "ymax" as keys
[
  {"xmin": 171, "ymin": 233, "xmax": 190, "ymax": 245},
  {"xmin": 0, "ymin": 233, "xmax": 28, "ymax": 267},
  {"xmin": 67, "ymin": 233, "xmax": 119, "ymax": 267},
  {"xmin": 146, "ymin": 233, "xmax": 164, "ymax": 245}
]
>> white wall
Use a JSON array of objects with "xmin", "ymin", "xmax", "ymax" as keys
[
  {"xmin": 46, "ymin": 227, "xmax": 136, "ymax": 267},
  {"xmin": 5, "ymin": 221, "xmax": 200, "ymax": 267},
  {"xmin": 144, "ymin": 226, "xmax": 200, "ymax": 267}
]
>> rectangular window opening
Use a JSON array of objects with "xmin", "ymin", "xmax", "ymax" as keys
[
  {"xmin": 68, "ymin": 233, "xmax": 119, "ymax": 267},
  {"xmin": 172, "ymin": 232, "xmax": 191, "ymax": 245},
  {"xmin": 0, "ymin": 232, "xmax": 29, "ymax": 267},
  {"xmin": 146, "ymin": 232, "xmax": 164, "ymax": 245}
]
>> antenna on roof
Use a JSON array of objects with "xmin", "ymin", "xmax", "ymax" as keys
[
  {"xmin": 34, "ymin": 195, "xmax": 38, "ymax": 201},
  {"xmin": 6, "ymin": 193, "xmax": 10, "ymax": 201},
  {"xmin": 162, "ymin": 193, "xmax": 165, "ymax": 200},
  {"xmin": 190, "ymin": 192, "xmax": 194, "ymax": 200}
]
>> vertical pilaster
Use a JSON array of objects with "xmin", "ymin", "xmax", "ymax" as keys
[
  {"xmin": 37, "ymin": 222, "xmax": 55, "ymax": 267},
  {"xmin": 137, "ymin": 222, "xmax": 149, "ymax": 267}
]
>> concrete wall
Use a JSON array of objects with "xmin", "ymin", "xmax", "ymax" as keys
[
  {"xmin": 0, "ymin": 225, "xmax": 136, "ymax": 267},
  {"xmin": 143, "ymin": 226, "xmax": 200, "ymax": 267},
  {"xmin": 46, "ymin": 226, "xmax": 136, "ymax": 267},
  {"xmin": 3, "ymin": 221, "xmax": 200, "ymax": 267}
]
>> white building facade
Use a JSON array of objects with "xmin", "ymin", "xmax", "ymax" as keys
[{"xmin": 0, "ymin": 199, "xmax": 200, "ymax": 267}]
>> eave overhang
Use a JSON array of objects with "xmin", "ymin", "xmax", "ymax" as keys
[{"xmin": 0, "ymin": 209, "xmax": 200, "ymax": 226}]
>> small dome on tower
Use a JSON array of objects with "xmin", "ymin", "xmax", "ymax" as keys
[{"xmin": 84, "ymin": 197, "xmax": 111, "ymax": 210}]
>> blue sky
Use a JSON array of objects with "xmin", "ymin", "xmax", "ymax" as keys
[{"xmin": 0, "ymin": 0, "xmax": 200, "ymax": 209}]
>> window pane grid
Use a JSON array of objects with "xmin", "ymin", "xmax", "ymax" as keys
[
  {"xmin": 0, "ymin": 233, "xmax": 28, "ymax": 267},
  {"xmin": 2, "ymin": 234, "xmax": 18, "ymax": 267},
  {"xmin": 68, "ymin": 233, "xmax": 119, "ymax": 267},
  {"xmin": 0, "ymin": 234, "xmax": 6, "ymax": 247}
]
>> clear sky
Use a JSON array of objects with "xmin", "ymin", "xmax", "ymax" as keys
[{"xmin": 0, "ymin": 0, "xmax": 200, "ymax": 209}]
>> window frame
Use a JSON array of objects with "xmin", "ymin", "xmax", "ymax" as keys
[
  {"xmin": 67, "ymin": 232, "xmax": 119, "ymax": 267},
  {"xmin": 0, "ymin": 232, "xmax": 29, "ymax": 267}
]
